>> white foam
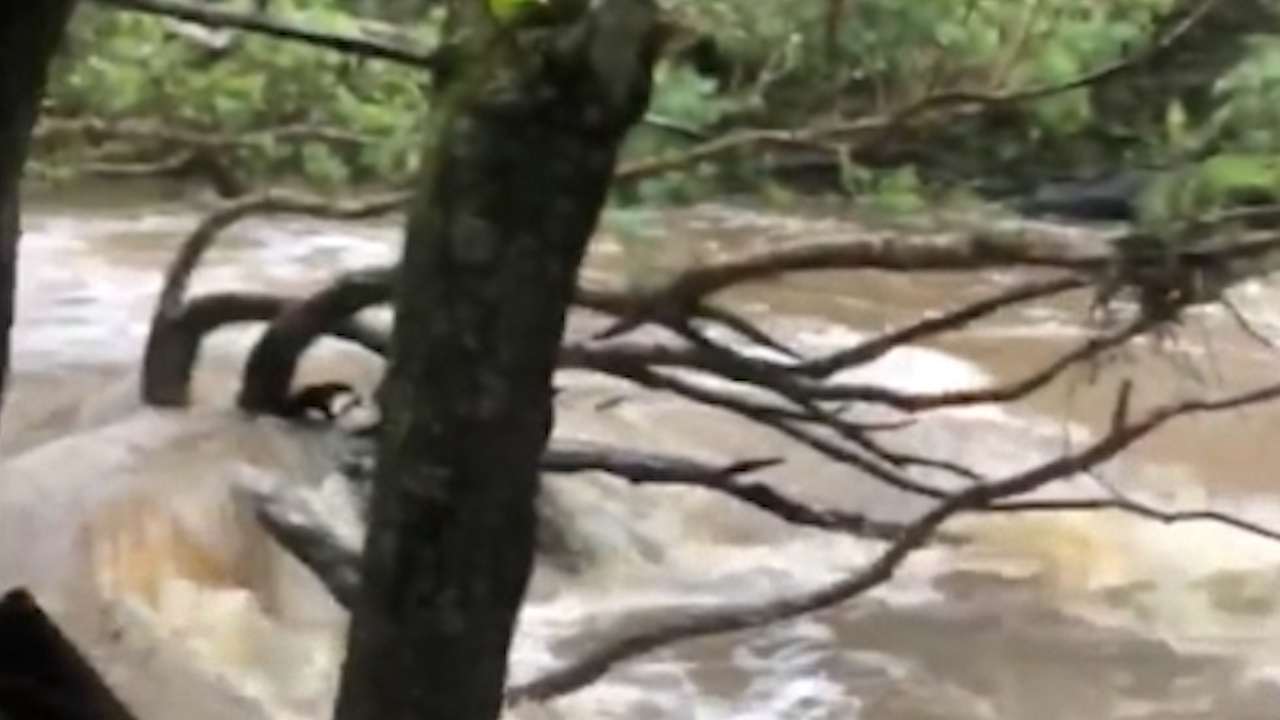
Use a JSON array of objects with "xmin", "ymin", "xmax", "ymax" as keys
[{"xmin": 18, "ymin": 203, "xmax": 1280, "ymax": 719}]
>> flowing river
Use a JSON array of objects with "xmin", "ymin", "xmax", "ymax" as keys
[{"xmin": 4, "ymin": 182, "xmax": 1280, "ymax": 720}]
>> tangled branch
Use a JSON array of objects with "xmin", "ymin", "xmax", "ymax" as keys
[
  {"xmin": 506, "ymin": 375, "xmax": 1280, "ymax": 704},
  {"xmin": 143, "ymin": 198, "xmax": 1280, "ymax": 486},
  {"xmin": 247, "ymin": 442, "xmax": 850, "ymax": 613}
]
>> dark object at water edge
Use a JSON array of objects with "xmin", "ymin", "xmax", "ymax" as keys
[
  {"xmin": 0, "ymin": 588, "xmax": 137, "ymax": 720},
  {"xmin": 1008, "ymin": 169, "xmax": 1280, "ymax": 225},
  {"xmin": 1010, "ymin": 171, "xmax": 1152, "ymax": 223}
]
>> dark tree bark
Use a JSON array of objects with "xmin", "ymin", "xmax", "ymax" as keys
[
  {"xmin": 333, "ymin": 2, "xmax": 664, "ymax": 720},
  {"xmin": 0, "ymin": 0, "xmax": 79, "ymax": 420}
]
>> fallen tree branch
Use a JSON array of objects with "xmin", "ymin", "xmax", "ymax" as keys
[
  {"xmin": 226, "ymin": 263, "xmax": 1091, "ymax": 428},
  {"xmin": 505, "ymin": 372, "xmax": 1280, "ymax": 704},
  {"xmin": 544, "ymin": 440, "xmax": 913, "ymax": 541},
  {"xmin": 592, "ymin": 273, "xmax": 1089, "ymax": 396},
  {"xmin": 583, "ymin": 226, "xmax": 1109, "ymax": 310},
  {"xmin": 206, "ymin": 260, "xmax": 1147, "ymax": 512},
  {"xmin": 992, "ymin": 467, "xmax": 1280, "ymax": 544},
  {"xmin": 143, "ymin": 290, "xmax": 388, "ymax": 407},
  {"xmin": 238, "ymin": 268, "xmax": 393, "ymax": 413},
  {"xmin": 226, "ymin": 282, "xmax": 968, "ymax": 460},
  {"xmin": 570, "ymin": 312, "xmax": 1151, "ymax": 418},
  {"xmin": 993, "ymin": 497, "xmax": 1280, "ymax": 545},
  {"xmin": 250, "ymin": 439, "xmax": 924, "ymax": 612},
  {"xmin": 141, "ymin": 190, "xmax": 403, "ymax": 406},
  {"xmin": 249, "ymin": 480, "xmax": 364, "ymax": 610},
  {"xmin": 797, "ymin": 274, "xmax": 1091, "ymax": 377}
]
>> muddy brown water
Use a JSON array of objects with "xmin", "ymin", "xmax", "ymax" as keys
[{"xmin": 5, "ymin": 185, "xmax": 1280, "ymax": 720}]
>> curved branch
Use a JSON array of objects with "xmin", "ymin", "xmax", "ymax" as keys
[
  {"xmin": 143, "ymin": 291, "xmax": 286, "ymax": 405},
  {"xmin": 237, "ymin": 268, "xmax": 393, "ymax": 414},
  {"xmin": 144, "ymin": 192, "xmax": 1280, "ymax": 408},
  {"xmin": 141, "ymin": 290, "xmax": 388, "ymax": 406},
  {"xmin": 141, "ymin": 190, "xmax": 403, "ymax": 406}
]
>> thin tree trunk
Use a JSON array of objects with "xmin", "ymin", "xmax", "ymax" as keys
[
  {"xmin": 0, "ymin": 0, "xmax": 79, "ymax": 420},
  {"xmin": 333, "ymin": 2, "xmax": 664, "ymax": 720}
]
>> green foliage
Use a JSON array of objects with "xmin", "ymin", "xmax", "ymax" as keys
[
  {"xmin": 656, "ymin": 0, "xmax": 1280, "ymax": 210},
  {"xmin": 1139, "ymin": 153, "xmax": 1280, "ymax": 229},
  {"xmin": 46, "ymin": 0, "xmax": 431, "ymax": 190},
  {"xmin": 609, "ymin": 0, "xmax": 1194, "ymax": 208},
  {"xmin": 37, "ymin": 0, "xmax": 1280, "ymax": 216},
  {"xmin": 487, "ymin": 0, "xmax": 562, "ymax": 27},
  {"xmin": 1205, "ymin": 35, "xmax": 1280, "ymax": 154},
  {"xmin": 670, "ymin": 0, "xmax": 1172, "ymax": 123},
  {"xmin": 616, "ymin": 63, "xmax": 742, "ymax": 205}
]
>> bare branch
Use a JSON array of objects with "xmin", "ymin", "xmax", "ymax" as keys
[
  {"xmin": 561, "ymin": 352, "xmax": 957, "ymax": 499},
  {"xmin": 506, "ymin": 373, "xmax": 1280, "ymax": 705},
  {"xmin": 808, "ymin": 317, "xmax": 1155, "ymax": 410},
  {"xmin": 253, "ymin": 437, "xmax": 924, "ymax": 613},
  {"xmin": 90, "ymin": 0, "xmax": 443, "ymax": 70},
  {"xmin": 574, "ymin": 309, "xmax": 1153, "ymax": 418},
  {"xmin": 238, "ymin": 268, "xmax": 393, "ymax": 414},
  {"xmin": 991, "ymin": 497, "xmax": 1280, "ymax": 545},
  {"xmin": 141, "ymin": 190, "xmax": 404, "ymax": 406},
  {"xmin": 798, "ymin": 274, "xmax": 1089, "ymax": 377},
  {"xmin": 141, "ymin": 290, "xmax": 388, "ymax": 407},
  {"xmin": 545, "ymin": 440, "xmax": 910, "ymax": 541}
]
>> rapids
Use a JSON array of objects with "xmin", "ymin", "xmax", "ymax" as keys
[{"xmin": 4, "ymin": 184, "xmax": 1280, "ymax": 719}]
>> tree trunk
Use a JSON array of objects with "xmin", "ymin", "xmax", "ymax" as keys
[
  {"xmin": 333, "ymin": 2, "xmax": 664, "ymax": 720},
  {"xmin": 0, "ymin": 0, "xmax": 78, "ymax": 419}
]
